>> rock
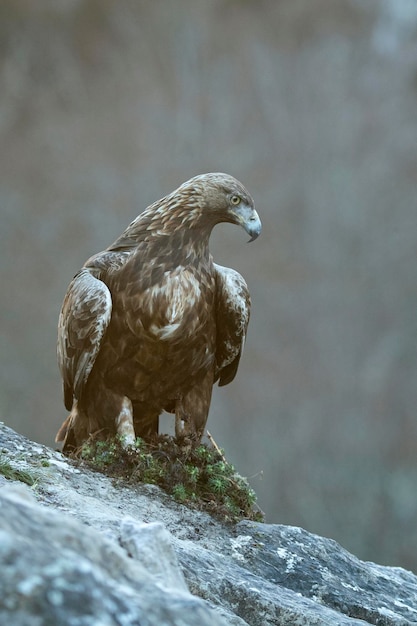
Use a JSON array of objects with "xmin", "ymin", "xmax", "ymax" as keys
[
  {"xmin": 0, "ymin": 486, "xmax": 217, "ymax": 626},
  {"xmin": 119, "ymin": 518, "xmax": 189, "ymax": 593},
  {"xmin": 0, "ymin": 422, "xmax": 416, "ymax": 625}
]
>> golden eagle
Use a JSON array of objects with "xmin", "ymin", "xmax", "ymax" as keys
[{"xmin": 56, "ymin": 173, "xmax": 261, "ymax": 450}]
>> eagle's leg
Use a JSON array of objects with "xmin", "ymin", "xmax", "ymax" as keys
[
  {"xmin": 175, "ymin": 371, "xmax": 214, "ymax": 442},
  {"xmin": 115, "ymin": 396, "xmax": 136, "ymax": 446}
]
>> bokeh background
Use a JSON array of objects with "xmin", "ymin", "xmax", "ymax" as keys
[{"xmin": 1, "ymin": 0, "xmax": 417, "ymax": 571}]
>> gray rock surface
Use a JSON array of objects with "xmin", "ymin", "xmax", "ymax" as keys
[{"xmin": 0, "ymin": 422, "xmax": 416, "ymax": 625}]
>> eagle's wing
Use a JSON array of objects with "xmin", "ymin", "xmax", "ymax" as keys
[
  {"xmin": 214, "ymin": 263, "xmax": 251, "ymax": 387},
  {"xmin": 57, "ymin": 268, "xmax": 112, "ymax": 410}
]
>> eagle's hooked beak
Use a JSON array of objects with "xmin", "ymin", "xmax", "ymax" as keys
[
  {"xmin": 232, "ymin": 204, "xmax": 262, "ymax": 242},
  {"xmin": 245, "ymin": 211, "xmax": 262, "ymax": 242}
]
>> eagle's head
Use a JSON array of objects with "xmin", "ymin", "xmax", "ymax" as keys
[
  {"xmin": 176, "ymin": 172, "xmax": 262, "ymax": 242},
  {"xmin": 120, "ymin": 173, "xmax": 261, "ymax": 248}
]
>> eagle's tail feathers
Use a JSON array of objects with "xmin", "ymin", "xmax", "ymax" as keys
[
  {"xmin": 55, "ymin": 401, "xmax": 80, "ymax": 451},
  {"xmin": 55, "ymin": 415, "xmax": 71, "ymax": 443}
]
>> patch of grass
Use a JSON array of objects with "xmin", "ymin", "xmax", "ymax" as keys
[
  {"xmin": 71, "ymin": 435, "xmax": 264, "ymax": 523},
  {"xmin": 0, "ymin": 458, "xmax": 37, "ymax": 486}
]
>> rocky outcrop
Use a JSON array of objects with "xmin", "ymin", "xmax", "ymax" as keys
[{"xmin": 0, "ymin": 422, "xmax": 416, "ymax": 625}]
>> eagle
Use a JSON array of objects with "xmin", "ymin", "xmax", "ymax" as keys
[{"xmin": 56, "ymin": 173, "xmax": 261, "ymax": 451}]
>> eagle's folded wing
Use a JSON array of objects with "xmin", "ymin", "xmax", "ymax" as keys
[
  {"xmin": 214, "ymin": 263, "xmax": 251, "ymax": 387},
  {"xmin": 57, "ymin": 268, "xmax": 112, "ymax": 410}
]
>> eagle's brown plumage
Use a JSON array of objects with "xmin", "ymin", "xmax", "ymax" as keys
[{"xmin": 56, "ymin": 173, "xmax": 261, "ymax": 450}]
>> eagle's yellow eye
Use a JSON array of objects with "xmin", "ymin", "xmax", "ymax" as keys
[{"xmin": 231, "ymin": 195, "xmax": 241, "ymax": 206}]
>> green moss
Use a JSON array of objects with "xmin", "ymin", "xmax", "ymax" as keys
[
  {"xmin": 73, "ymin": 435, "xmax": 264, "ymax": 523},
  {"xmin": 0, "ymin": 458, "xmax": 37, "ymax": 486},
  {"xmin": 172, "ymin": 483, "xmax": 188, "ymax": 503}
]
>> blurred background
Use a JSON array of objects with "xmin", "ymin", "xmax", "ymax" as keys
[{"xmin": 1, "ymin": 0, "xmax": 417, "ymax": 571}]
